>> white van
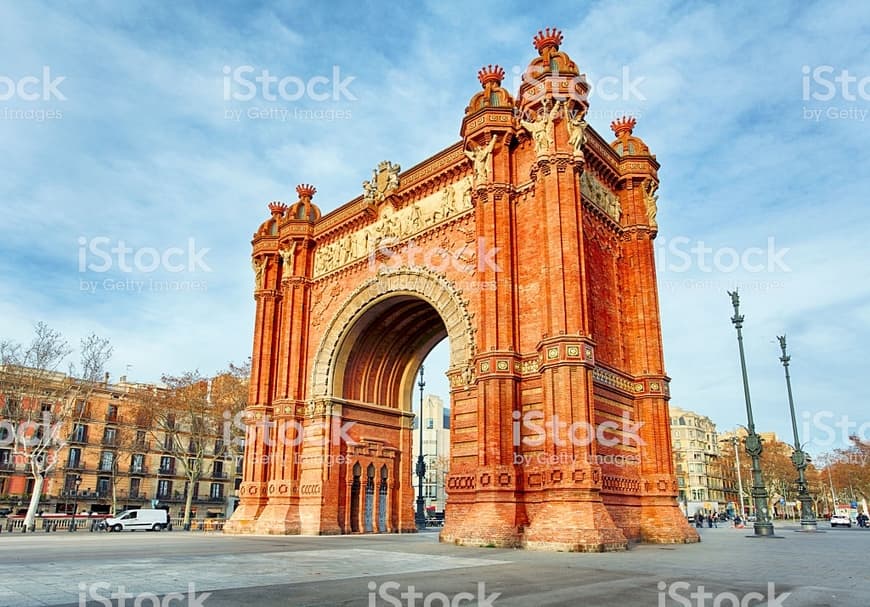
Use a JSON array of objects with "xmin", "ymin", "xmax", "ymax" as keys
[{"xmin": 104, "ymin": 508, "xmax": 170, "ymax": 532}]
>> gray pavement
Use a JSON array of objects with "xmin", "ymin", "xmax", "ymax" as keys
[{"xmin": 0, "ymin": 523, "xmax": 867, "ymax": 606}]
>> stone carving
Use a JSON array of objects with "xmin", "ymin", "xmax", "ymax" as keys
[
  {"xmin": 580, "ymin": 171, "xmax": 621, "ymax": 223},
  {"xmin": 309, "ymin": 265, "xmax": 477, "ymax": 399},
  {"xmin": 313, "ymin": 179, "xmax": 475, "ymax": 277},
  {"xmin": 464, "ymin": 134, "xmax": 499, "ymax": 186},
  {"xmin": 279, "ymin": 243, "xmax": 297, "ymax": 277},
  {"xmin": 363, "ymin": 160, "xmax": 401, "ymax": 204},
  {"xmin": 252, "ymin": 257, "xmax": 267, "ymax": 289},
  {"xmin": 565, "ymin": 107, "xmax": 588, "ymax": 159},
  {"xmin": 644, "ymin": 179, "xmax": 659, "ymax": 228},
  {"xmin": 520, "ymin": 99, "xmax": 561, "ymax": 157}
]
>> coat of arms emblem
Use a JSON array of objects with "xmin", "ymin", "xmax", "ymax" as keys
[{"xmin": 362, "ymin": 160, "xmax": 401, "ymax": 204}]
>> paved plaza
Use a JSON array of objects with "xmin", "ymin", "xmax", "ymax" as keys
[{"xmin": 0, "ymin": 524, "xmax": 867, "ymax": 606}]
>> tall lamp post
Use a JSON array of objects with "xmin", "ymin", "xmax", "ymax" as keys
[
  {"xmin": 728, "ymin": 290, "xmax": 774, "ymax": 536},
  {"xmin": 777, "ymin": 335, "xmax": 817, "ymax": 531},
  {"xmin": 69, "ymin": 475, "xmax": 82, "ymax": 532},
  {"xmin": 414, "ymin": 365, "xmax": 427, "ymax": 530},
  {"xmin": 722, "ymin": 435, "xmax": 747, "ymax": 519}
]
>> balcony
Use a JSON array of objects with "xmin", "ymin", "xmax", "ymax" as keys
[
  {"xmin": 69, "ymin": 432, "xmax": 89, "ymax": 444},
  {"xmin": 158, "ymin": 467, "xmax": 176, "ymax": 476},
  {"xmin": 129, "ymin": 466, "xmax": 148, "ymax": 476},
  {"xmin": 66, "ymin": 460, "xmax": 84, "ymax": 470},
  {"xmin": 101, "ymin": 436, "xmax": 117, "ymax": 447},
  {"xmin": 105, "ymin": 412, "xmax": 119, "ymax": 424},
  {"xmin": 133, "ymin": 439, "xmax": 151, "ymax": 452}
]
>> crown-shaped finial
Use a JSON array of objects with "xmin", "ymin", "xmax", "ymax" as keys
[
  {"xmin": 296, "ymin": 184, "xmax": 316, "ymax": 200},
  {"xmin": 611, "ymin": 116, "xmax": 637, "ymax": 138},
  {"xmin": 478, "ymin": 64, "xmax": 505, "ymax": 88},
  {"xmin": 533, "ymin": 27, "xmax": 564, "ymax": 54},
  {"xmin": 268, "ymin": 201, "xmax": 288, "ymax": 216}
]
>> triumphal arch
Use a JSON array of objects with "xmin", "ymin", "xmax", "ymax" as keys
[{"xmin": 225, "ymin": 29, "xmax": 698, "ymax": 550}]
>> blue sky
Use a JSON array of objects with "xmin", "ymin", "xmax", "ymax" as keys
[{"xmin": 1, "ymin": 1, "xmax": 867, "ymax": 456}]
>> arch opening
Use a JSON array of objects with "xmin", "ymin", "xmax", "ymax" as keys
[{"xmin": 333, "ymin": 294, "xmax": 448, "ymax": 410}]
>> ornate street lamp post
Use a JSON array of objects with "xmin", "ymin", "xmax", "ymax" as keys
[
  {"xmin": 414, "ymin": 366, "xmax": 427, "ymax": 530},
  {"xmin": 777, "ymin": 335, "xmax": 817, "ymax": 531},
  {"xmin": 728, "ymin": 290, "xmax": 774, "ymax": 536},
  {"xmin": 69, "ymin": 475, "xmax": 82, "ymax": 532}
]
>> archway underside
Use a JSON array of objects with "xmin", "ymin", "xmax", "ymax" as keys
[{"xmin": 339, "ymin": 296, "xmax": 448, "ymax": 408}]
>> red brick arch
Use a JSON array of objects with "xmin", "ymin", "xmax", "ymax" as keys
[
  {"xmin": 310, "ymin": 266, "xmax": 476, "ymax": 405},
  {"xmin": 225, "ymin": 29, "xmax": 699, "ymax": 550}
]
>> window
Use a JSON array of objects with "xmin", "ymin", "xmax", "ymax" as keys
[
  {"xmin": 71, "ymin": 424, "xmax": 87, "ymax": 443},
  {"xmin": 75, "ymin": 399, "xmax": 87, "ymax": 417},
  {"xmin": 426, "ymin": 418, "xmax": 434, "ymax": 429},
  {"xmin": 67, "ymin": 447, "xmax": 82, "ymax": 468},
  {"xmin": 102, "ymin": 427, "xmax": 117, "ymax": 446},
  {"xmin": 159, "ymin": 456, "xmax": 174, "ymax": 474},
  {"xmin": 129, "ymin": 477, "xmax": 141, "ymax": 498},
  {"xmin": 210, "ymin": 483, "xmax": 223, "ymax": 499},
  {"xmin": 157, "ymin": 479, "xmax": 172, "ymax": 498},
  {"xmin": 213, "ymin": 460, "xmax": 224, "ymax": 478},
  {"xmin": 64, "ymin": 474, "xmax": 79, "ymax": 493},
  {"xmin": 41, "ymin": 402, "xmax": 52, "ymax": 413},
  {"xmin": 130, "ymin": 454, "xmax": 145, "ymax": 473},
  {"xmin": 97, "ymin": 477, "xmax": 110, "ymax": 496},
  {"xmin": 214, "ymin": 438, "xmax": 225, "ymax": 455},
  {"xmin": 106, "ymin": 404, "xmax": 118, "ymax": 422},
  {"xmin": 135, "ymin": 430, "xmax": 146, "ymax": 446},
  {"xmin": 99, "ymin": 451, "xmax": 114, "ymax": 472}
]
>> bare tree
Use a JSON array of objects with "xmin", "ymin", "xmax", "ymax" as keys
[
  {"xmin": 0, "ymin": 324, "xmax": 112, "ymax": 530},
  {"xmin": 140, "ymin": 371, "xmax": 212, "ymax": 528}
]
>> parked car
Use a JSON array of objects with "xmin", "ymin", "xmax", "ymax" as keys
[
  {"xmin": 103, "ymin": 508, "xmax": 170, "ymax": 532},
  {"xmin": 830, "ymin": 514, "xmax": 852, "ymax": 528}
]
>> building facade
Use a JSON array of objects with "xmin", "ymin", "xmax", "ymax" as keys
[
  {"xmin": 0, "ymin": 373, "xmax": 242, "ymax": 519},
  {"xmin": 226, "ymin": 28, "xmax": 697, "ymax": 550},
  {"xmin": 669, "ymin": 405, "xmax": 731, "ymax": 516},
  {"xmin": 411, "ymin": 394, "xmax": 450, "ymax": 514}
]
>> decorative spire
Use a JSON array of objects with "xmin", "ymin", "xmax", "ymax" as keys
[
  {"xmin": 477, "ymin": 64, "xmax": 505, "ymax": 88},
  {"xmin": 296, "ymin": 184, "xmax": 316, "ymax": 201},
  {"xmin": 268, "ymin": 201, "xmax": 288, "ymax": 217},
  {"xmin": 533, "ymin": 27, "xmax": 564, "ymax": 54},
  {"xmin": 610, "ymin": 116, "xmax": 637, "ymax": 138}
]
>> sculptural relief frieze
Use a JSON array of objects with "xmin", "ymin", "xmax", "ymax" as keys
[
  {"xmin": 580, "ymin": 171, "xmax": 621, "ymax": 223},
  {"xmin": 313, "ymin": 177, "xmax": 474, "ymax": 278}
]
